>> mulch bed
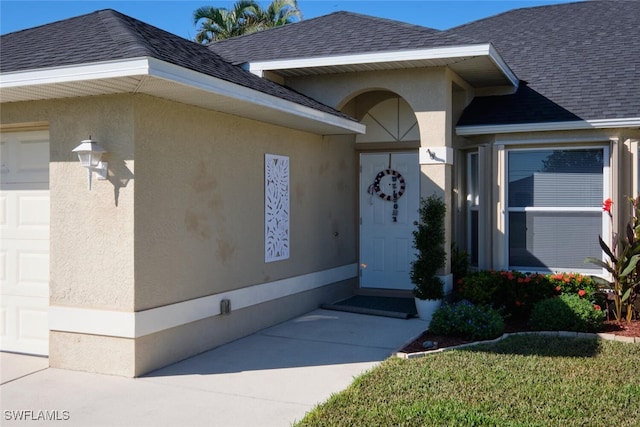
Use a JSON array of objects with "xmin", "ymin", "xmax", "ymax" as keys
[{"xmin": 400, "ymin": 319, "xmax": 640, "ymax": 354}]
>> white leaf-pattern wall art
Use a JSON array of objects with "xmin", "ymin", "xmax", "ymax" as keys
[{"xmin": 265, "ymin": 154, "xmax": 290, "ymax": 262}]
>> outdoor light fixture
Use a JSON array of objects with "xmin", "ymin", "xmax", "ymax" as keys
[{"xmin": 72, "ymin": 138, "xmax": 108, "ymax": 190}]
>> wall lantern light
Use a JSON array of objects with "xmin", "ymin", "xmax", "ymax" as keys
[{"xmin": 72, "ymin": 138, "xmax": 108, "ymax": 190}]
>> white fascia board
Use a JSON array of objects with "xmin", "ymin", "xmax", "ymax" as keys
[
  {"xmin": 486, "ymin": 44, "xmax": 519, "ymax": 89},
  {"xmin": 457, "ymin": 117, "xmax": 640, "ymax": 136},
  {"xmin": 247, "ymin": 44, "xmax": 519, "ymax": 87},
  {"xmin": 146, "ymin": 57, "xmax": 365, "ymax": 134},
  {"xmin": 0, "ymin": 58, "xmax": 151, "ymax": 87}
]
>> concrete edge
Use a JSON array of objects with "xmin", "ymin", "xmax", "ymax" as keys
[{"xmin": 394, "ymin": 330, "xmax": 640, "ymax": 359}]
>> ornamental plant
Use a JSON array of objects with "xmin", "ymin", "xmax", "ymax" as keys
[
  {"xmin": 455, "ymin": 270, "xmax": 555, "ymax": 319},
  {"xmin": 585, "ymin": 196, "xmax": 640, "ymax": 322},
  {"xmin": 454, "ymin": 270, "xmax": 500, "ymax": 306},
  {"xmin": 411, "ymin": 195, "xmax": 446, "ymax": 300},
  {"xmin": 547, "ymin": 272, "xmax": 598, "ymax": 301},
  {"xmin": 428, "ymin": 301, "xmax": 504, "ymax": 341},
  {"xmin": 530, "ymin": 294, "xmax": 605, "ymax": 332}
]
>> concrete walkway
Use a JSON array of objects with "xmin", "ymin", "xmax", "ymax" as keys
[{"xmin": 1, "ymin": 309, "xmax": 428, "ymax": 426}]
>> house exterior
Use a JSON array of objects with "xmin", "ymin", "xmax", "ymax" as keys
[{"xmin": 1, "ymin": 0, "xmax": 638, "ymax": 376}]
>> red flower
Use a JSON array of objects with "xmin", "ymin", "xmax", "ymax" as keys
[
  {"xmin": 578, "ymin": 289, "xmax": 586, "ymax": 297},
  {"xmin": 594, "ymin": 304, "xmax": 601, "ymax": 311},
  {"xmin": 555, "ymin": 286, "xmax": 562, "ymax": 292},
  {"xmin": 603, "ymin": 198, "xmax": 613, "ymax": 215}
]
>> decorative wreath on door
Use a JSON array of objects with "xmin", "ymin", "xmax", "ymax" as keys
[{"xmin": 370, "ymin": 169, "xmax": 406, "ymax": 201}]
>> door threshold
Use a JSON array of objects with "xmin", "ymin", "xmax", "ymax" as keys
[{"xmin": 356, "ymin": 288, "xmax": 415, "ymax": 298}]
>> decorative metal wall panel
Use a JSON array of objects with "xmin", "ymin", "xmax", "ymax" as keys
[{"xmin": 265, "ymin": 154, "xmax": 289, "ymax": 262}]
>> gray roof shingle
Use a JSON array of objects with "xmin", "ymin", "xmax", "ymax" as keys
[
  {"xmin": 207, "ymin": 11, "xmax": 478, "ymax": 64},
  {"xmin": 450, "ymin": 0, "xmax": 640, "ymax": 125},
  {"xmin": 209, "ymin": 2, "xmax": 639, "ymax": 127},
  {"xmin": 0, "ymin": 9, "xmax": 356, "ymax": 122}
]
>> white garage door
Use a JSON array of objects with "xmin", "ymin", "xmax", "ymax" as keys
[{"xmin": 0, "ymin": 130, "xmax": 49, "ymax": 355}]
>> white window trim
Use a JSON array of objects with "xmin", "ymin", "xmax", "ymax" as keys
[
  {"xmin": 467, "ymin": 152, "xmax": 479, "ymax": 265},
  {"xmin": 503, "ymin": 144, "xmax": 610, "ymax": 274}
]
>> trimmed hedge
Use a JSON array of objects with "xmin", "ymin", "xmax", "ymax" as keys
[{"xmin": 530, "ymin": 294, "xmax": 605, "ymax": 332}]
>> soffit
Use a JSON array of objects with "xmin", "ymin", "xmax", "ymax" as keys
[
  {"xmin": 272, "ymin": 56, "xmax": 507, "ymax": 87},
  {"xmin": 0, "ymin": 69, "xmax": 363, "ymax": 136},
  {"xmin": 248, "ymin": 46, "xmax": 517, "ymax": 88}
]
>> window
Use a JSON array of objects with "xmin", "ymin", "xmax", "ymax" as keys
[
  {"xmin": 467, "ymin": 152, "xmax": 479, "ymax": 266},
  {"xmin": 506, "ymin": 147, "xmax": 607, "ymax": 272}
]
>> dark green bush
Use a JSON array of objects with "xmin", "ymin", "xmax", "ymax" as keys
[
  {"xmin": 428, "ymin": 301, "xmax": 505, "ymax": 341},
  {"xmin": 530, "ymin": 294, "xmax": 605, "ymax": 332},
  {"xmin": 454, "ymin": 270, "xmax": 499, "ymax": 306}
]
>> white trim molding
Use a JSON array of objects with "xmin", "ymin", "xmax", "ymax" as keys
[
  {"xmin": 49, "ymin": 264, "xmax": 358, "ymax": 339},
  {"xmin": 419, "ymin": 147, "xmax": 454, "ymax": 165},
  {"xmin": 457, "ymin": 117, "xmax": 640, "ymax": 136}
]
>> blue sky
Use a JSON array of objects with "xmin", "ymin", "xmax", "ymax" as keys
[{"xmin": 1, "ymin": 0, "xmax": 577, "ymax": 38}]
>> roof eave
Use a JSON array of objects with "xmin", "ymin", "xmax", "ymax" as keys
[
  {"xmin": 456, "ymin": 118, "xmax": 640, "ymax": 136},
  {"xmin": 245, "ymin": 43, "xmax": 519, "ymax": 89},
  {"xmin": 0, "ymin": 57, "xmax": 365, "ymax": 136}
]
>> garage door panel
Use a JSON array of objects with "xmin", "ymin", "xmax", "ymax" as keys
[
  {"xmin": 19, "ymin": 193, "xmax": 49, "ymax": 224},
  {"xmin": 0, "ymin": 130, "xmax": 49, "ymax": 355},
  {"xmin": 0, "ymin": 195, "xmax": 6, "ymax": 227},
  {"xmin": 15, "ymin": 139, "xmax": 49, "ymax": 177},
  {"xmin": 0, "ymin": 296, "xmax": 48, "ymax": 355},
  {"xmin": 0, "ymin": 132, "xmax": 49, "ymax": 184},
  {"xmin": 1, "ymin": 225, "xmax": 48, "ymax": 294},
  {"xmin": 18, "ymin": 250, "xmax": 49, "ymax": 288},
  {"xmin": 1, "ymin": 190, "xmax": 49, "ymax": 239}
]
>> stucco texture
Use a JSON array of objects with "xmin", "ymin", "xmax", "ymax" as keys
[
  {"xmin": 132, "ymin": 95, "xmax": 357, "ymax": 311},
  {"xmin": 1, "ymin": 96, "xmax": 136, "ymax": 311}
]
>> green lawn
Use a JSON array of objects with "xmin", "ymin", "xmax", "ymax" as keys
[{"xmin": 295, "ymin": 335, "xmax": 640, "ymax": 426}]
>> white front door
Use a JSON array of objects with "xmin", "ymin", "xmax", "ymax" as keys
[
  {"xmin": 0, "ymin": 130, "xmax": 50, "ymax": 355},
  {"xmin": 359, "ymin": 152, "xmax": 419, "ymax": 290}
]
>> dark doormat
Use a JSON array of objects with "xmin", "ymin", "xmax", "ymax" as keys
[{"xmin": 321, "ymin": 295, "xmax": 417, "ymax": 319}]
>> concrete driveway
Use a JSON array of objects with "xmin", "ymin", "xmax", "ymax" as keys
[{"xmin": 1, "ymin": 309, "xmax": 427, "ymax": 427}]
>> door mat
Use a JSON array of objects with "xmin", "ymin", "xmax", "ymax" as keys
[{"xmin": 321, "ymin": 295, "xmax": 417, "ymax": 319}]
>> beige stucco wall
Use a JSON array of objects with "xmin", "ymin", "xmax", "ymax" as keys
[
  {"xmin": 287, "ymin": 67, "xmax": 469, "ymax": 277},
  {"xmin": 132, "ymin": 95, "xmax": 358, "ymax": 310},
  {"xmin": 1, "ymin": 92, "xmax": 359, "ymax": 376}
]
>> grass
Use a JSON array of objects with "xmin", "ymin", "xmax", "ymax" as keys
[{"xmin": 294, "ymin": 335, "xmax": 640, "ymax": 426}]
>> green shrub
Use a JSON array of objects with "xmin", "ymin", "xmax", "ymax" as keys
[
  {"xmin": 456, "ymin": 270, "xmax": 556, "ymax": 319},
  {"xmin": 455, "ymin": 270, "xmax": 499, "ymax": 306},
  {"xmin": 428, "ymin": 301, "xmax": 505, "ymax": 341},
  {"xmin": 492, "ymin": 271, "xmax": 556, "ymax": 320},
  {"xmin": 411, "ymin": 195, "xmax": 446, "ymax": 300},
  {"xmin": 530, "ymin": 294, "xmax": 605, "ymax": 332}
]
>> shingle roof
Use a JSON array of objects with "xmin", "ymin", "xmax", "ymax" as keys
[
  {"xmin": 207, "ymin": 11, "xmax": 478, "ymax": 64},
  {"xmin": 0, "ymin": 9, "xmax": 356, "ymax": 122},
  {"xmin": 450, "ymin": 0, "xmax": 640, "ymax": 126}
]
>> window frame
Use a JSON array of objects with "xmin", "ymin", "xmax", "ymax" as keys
[
  {"xmin": 504, "ymin": 145, "xmax": 610, "ymax": 274},
  {"xmin": 466, "ymin": 152, "xmax": 479, "ymax": 266}
]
